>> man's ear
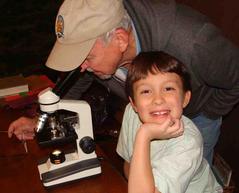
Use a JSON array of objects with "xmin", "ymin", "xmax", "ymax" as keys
[
  {"xmin": 183, "ymin": 91, "xmax": 191, "ymax": 108},
  {"xmin": 129, "ymin": 96, "xmax": 138, "ymax": 112},
  {"xmin": 114, "ymin": 28, "xmax": 129, "ymax": 52}
]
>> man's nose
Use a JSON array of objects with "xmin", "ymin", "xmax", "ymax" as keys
[{"xmin": 80, "ymin": 62, "xmax": 88, "ymax": 72}]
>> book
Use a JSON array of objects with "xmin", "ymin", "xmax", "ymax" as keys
[
  {"xmin": 0, "ymin": 75, "xmax": 55, "ymax": 108},
  {"xmin": 0, "ymin": 75, "xmax": 29, "ymax": 97},
  {"xmin": 26, "ymin": 75, "xmax": 55, "ymax": 95}
]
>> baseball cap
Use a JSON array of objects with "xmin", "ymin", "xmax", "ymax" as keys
[{"xmin": 46, "ymin": 0, "xmax": 126, "ymax": 72}]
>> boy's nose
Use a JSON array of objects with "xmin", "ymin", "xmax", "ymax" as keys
[{"xmin": 153, "ymin": 94, "xmax": 164, "ymax": 105}]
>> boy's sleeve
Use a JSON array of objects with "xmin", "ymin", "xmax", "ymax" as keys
[{"xmin": 116, "ymin": 104, "xmax": 133, "ymax": 162}]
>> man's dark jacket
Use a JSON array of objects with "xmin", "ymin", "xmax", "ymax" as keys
[{"xmin": 124, "ymin": 0, "xmax": 239, "ymax": 119}]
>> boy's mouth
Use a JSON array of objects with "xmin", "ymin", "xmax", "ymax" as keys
[{"xmin": 150, "ymin": 110, "xmax": 170, "ymax": 116}]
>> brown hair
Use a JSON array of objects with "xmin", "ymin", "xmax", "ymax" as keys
[{"xmin": 125, "ymin": 51, "xmax": 191, "ymax": 99}]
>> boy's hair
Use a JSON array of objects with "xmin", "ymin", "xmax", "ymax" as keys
[{"xmin": 125, "ymin": 51, "xmax": 191, "ymax": 99}]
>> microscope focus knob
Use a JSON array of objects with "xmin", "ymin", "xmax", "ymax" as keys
[{"xmin": 79, "ymin": 136, "xmax": 96, "ymax": 154}]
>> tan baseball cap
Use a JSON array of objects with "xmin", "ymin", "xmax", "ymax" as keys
[{"xmin": 46, "ymin": 0, "xmax": 126, "ymax": 72}]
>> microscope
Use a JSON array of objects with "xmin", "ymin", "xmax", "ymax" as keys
[{"xmin": 36, "ymin": 70, "xmax": 101, "ymax": 187}]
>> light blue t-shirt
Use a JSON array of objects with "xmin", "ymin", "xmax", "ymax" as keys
[{"xmin": 116, "ymin": 104, "xmax": 222, "ymax": 193}]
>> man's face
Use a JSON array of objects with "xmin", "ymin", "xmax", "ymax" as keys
[
  {"xmin": 80, "ymin": 38, "xmax": 123, "ymax": 79},
  {"xmin": 130, "ymin": 72, "xmax": 191, "ymax": 124}
]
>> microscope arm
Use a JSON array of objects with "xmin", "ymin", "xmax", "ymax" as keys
[{"xmin": 58, "ymin": 99, "xmax": 94, "ymax": 139}]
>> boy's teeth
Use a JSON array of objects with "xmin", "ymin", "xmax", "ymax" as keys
[{"xmin": 152, "ymin": 111, "xmax": 167, "ymax": 115}]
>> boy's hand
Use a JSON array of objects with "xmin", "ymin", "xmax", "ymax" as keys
[{"xmin": 139, "ymin": 117, "xmax": 184, "ymax": 141}]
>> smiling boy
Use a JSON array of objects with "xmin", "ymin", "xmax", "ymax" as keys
[{"xmin": 116, "ymin": 51, "xmax": 222, "ymax": 193}]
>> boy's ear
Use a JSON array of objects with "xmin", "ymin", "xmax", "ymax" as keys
[
  {"xmin": 183, "ymin": 91, "xmax": 191, "ymax": 108},
  {"xmin": 114, "ymin": 28, "xmax": 129, "ymax": 52},
  {"xmin": 129, "ymin": 96, "xmax": 138, "ymax": 112}
]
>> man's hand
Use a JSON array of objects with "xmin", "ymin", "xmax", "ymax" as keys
[{"xmin": 8, "ymin": 117, "xmax": 37, "ymax": 141}]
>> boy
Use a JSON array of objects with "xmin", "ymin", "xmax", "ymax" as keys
[{"xmin": 116, "ymin": 51, "xmax": 222, "ymax": 193}]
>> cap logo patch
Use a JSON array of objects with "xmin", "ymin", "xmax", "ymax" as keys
[{"xmin": 56, "ymin": 15, "xmax": 64, "ymax": 39}]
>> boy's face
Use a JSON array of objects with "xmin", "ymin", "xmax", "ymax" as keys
[{"xmin": 130, "ymin": 72, "xmax": 191, "ymax": 124}]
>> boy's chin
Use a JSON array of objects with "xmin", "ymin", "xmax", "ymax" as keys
[
  {"xmin": 145, "ymin": 116, "xmax": 173, "ymax": 125},
  {"xmin": 145, "ymin": 119, "xmax": 166, "ymax": 125}
]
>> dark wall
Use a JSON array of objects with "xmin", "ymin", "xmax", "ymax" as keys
[
  {"xmin": 0, "ymin": 0, "xmax": 63, "ymax": 78},
  {"xmin": 177, "ymin": 0, "xmax": 239, "ymax": 189}
]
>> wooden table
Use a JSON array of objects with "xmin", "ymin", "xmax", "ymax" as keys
[{"xmin": 0, "ymin": 107, "xmax": 127, "ymax": 193}]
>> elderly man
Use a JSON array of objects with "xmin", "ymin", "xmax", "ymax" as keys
[{"xmin": 8, "ymin": 0, "xmax": 239, "ymax": 166}]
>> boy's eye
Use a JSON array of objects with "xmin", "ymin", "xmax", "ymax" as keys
[
  {"xmin": 164, "ymin": 87, "xmax": 175, "ymax": 91},
  {"xmin": 140, "ymin": 89, "xmax": 150, "ymax": 94}
]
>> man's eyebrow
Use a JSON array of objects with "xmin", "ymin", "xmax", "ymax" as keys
[{"xmin": 86, "ymin": 54, "xmax": 94, "ymax": 59}]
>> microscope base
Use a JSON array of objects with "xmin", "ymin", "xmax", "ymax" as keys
[{"xmin": 38, "ymin": 157, "xmax": 101, "ymax": 187}]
